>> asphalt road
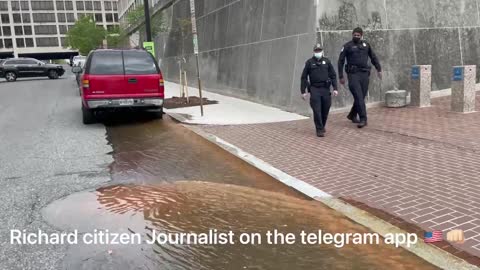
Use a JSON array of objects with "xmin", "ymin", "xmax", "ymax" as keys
[{"xmin": 0, "ymin": 68, "xmax": 113, "ymax": 269}]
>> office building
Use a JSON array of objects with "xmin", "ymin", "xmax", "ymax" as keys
[{"xmin": 0, "ymin": 0, "xmax": 119, "ymax": 59}]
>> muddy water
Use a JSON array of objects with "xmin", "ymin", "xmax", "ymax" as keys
[
  {"xmin": 104, "ymin": 114, "xmax": 306, "ymax": 198},
  {"xmin": 44, "ymin": 115, "xmax": 438, "ymax": 269}
]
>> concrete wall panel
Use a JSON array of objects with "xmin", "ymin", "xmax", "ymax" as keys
[
  {"xmin": 156, "ymin": 0, "xmax": 480, "ymax": 115},
  {"xmin": 385, "ymin": 0, "xmax": 435, "ymax": 29},
  {"xmin": 317, "ymin": 0, "xmax": 386, "ymax": 31},
  {"xmin": 413, "ymin": 28, "xmax": 462, "ymax": 90},
  {"xmin": 261, "ymin": 0, "xmax": 288, "ymax": 40}
]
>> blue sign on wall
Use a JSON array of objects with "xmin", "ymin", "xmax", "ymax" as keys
[
  {"xmin": 453, "ymin": 67, "xmax": 464, "ymax": 81},
  {"xmin": 411, "ymin": 66, "xmax": 420, "ymax": 80}
]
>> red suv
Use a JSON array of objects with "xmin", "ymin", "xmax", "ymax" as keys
[{"xmin": 74, "ymin": 49, "xmax": 164, "ymax": 124}]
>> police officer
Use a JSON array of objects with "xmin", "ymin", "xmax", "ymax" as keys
[
  {"xmin": 338, "ymin": 27, "xmax": 382, "ymax": 128},
  {"xmin": 301, "ymin": 44, "xmax": 338, "ymax": 137}
]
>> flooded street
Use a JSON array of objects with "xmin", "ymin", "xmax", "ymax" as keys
[{"xmin": 43, "ymin": 113, "xmax": 438, "ymax": 270}]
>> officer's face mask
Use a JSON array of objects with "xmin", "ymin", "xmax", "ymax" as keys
[
  {"xmin": 352, "ymin": 35, "xmax": 362, "ymax": 43},
  {"xmin": 314, "ymin": 51, "xmax": 323, "ymax": 59}
]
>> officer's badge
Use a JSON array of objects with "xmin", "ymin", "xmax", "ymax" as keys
[
  {"xmin": 322, "ymin": 61, "xmax": 326, "ymax": 64},
  {"xmin": 363, "ymin": 42, "xmax": 367, "ymax": 47},
  {"xmin": 341, "ymin": 47, "xmax": 344, "ymax": 52}
]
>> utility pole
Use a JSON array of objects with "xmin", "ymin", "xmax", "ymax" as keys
[
  {"xmin": 143, "ymin": 0, "xmax": 152, "ymax": 42},
  {"xmin": 189, "ymin": 0, "xmax": 204, "ymax": 116}
]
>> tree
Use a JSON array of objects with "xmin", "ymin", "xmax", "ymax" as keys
[
  {"xmin": 126, "ymin": 5, "xmax": 168, "ymax": 38},
  {"xmin": 66, "ymin": 16, "xmax": 106, "ymax": 55},
  {"xmin": 171, "ymin": 18, "xmax": 192, "ymax": 58},
  {"xmin": 106, "ymin": 26, "xmax": 129, "ymax": 48}
]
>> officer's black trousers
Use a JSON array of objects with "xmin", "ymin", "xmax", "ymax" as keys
[
  {"xmin": 347, "ymin": 71, "xmax": 370, "ymax": 122},
  {"xmin": 309, "ymin": 87, "xmax": 331, "ymax": 132}
]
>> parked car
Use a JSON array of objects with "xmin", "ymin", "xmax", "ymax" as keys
[
  {"xmin": 73, "ymin": 49, "xmax": 164, "ymax": 124},
  {"xmin": 0, "ymin": 58, "xmax": 65, "ymax": 82},
  {"xmin": 72, "ymin": 55, "xmax": 86, "ymax": 67}
]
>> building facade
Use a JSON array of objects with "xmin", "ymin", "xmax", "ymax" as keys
[
  {"xmin": 117, "ymin": 0, "xmax": 163, "ymax": 26},
  {"xmin": 0, "ymin": 0, "xmax": 119, "ymax": 59},
  {"xmin": 121, "ymin": 0, "xmax": 480, "ymax": 114}
]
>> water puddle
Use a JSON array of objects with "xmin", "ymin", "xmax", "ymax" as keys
[
  {"xmin": 43, "ymin": 181, "xmax": 438, "ymax": 270},
  {"xmin": 104, "ymin": 115, "xmax": 307, "ymax": 199}
]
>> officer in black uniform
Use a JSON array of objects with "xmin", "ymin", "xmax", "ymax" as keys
[
  {"xmin": 301, "ymin": 44, "xmax": 338, "ymax": 137},
  {"xmin": 338, "ymin": 27, "xmax": 382, "ymax": 128}
]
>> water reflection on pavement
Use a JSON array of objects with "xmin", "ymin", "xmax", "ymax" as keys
[{"xmin": 43, "ymin": 114, "xmax": 438, "ymax": 269}]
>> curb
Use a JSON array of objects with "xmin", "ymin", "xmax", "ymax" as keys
[{"xmin": 168, "ymin": 113, "xmax": 480, "ymax": 270}]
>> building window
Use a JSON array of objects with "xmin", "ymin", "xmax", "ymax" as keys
[
  {"xmin": 4, "ymin": 38, "xmax": 13, "ymax": 48},
  {"xmin": 14, "ymin": 26, "xmax": 23, "ymax": 35},
  {"xmin": 21, "ymin": 1, "xmax": 29, "ymax": 9},
  {"xmin": 25, "ymin": 38, "xmax": 34, "ymax": 47},
  {"xmin": 0, "ymin": 39, "xmax": 3, "ymax": 49},
  {"xmin": 85, "ymin": 1, "xmax": 93, "ymax": 10},
  {"xmin": 76, "ymin": 1, "xmax": 84, "ymax": 11},
  {"xmin": 94, "ymin": 13, "xmax": 102, "ymax": 22},
  {"xmin": 57, "ymin": 13, "xmax": 66, "ymax": 22},
  {"xmin": 1, "ymin": 13, "xmax": 10, "ymax": 23},
  {"xmin": 105, "ymin": 13, "xmax": 113, "ymax": 22},
  {"xmin": 33, "ymin": 13, "xmax": 56, "ymax": 23},
  {"xmin": 66, "ymin": 13, "xmax": 75, "ymax": 22},
  {"xmin": 13, "ymin": 14, "xmax": 22, "ymax": 23},
  {"xmin": 22, "ymin": 13, "xmax": 31, "ymax": 23},
  {"xmin": 2, "ymin": 26, "xmax": 11, "ymax": 36},
  {"xmin": 16, "ymin": 38, "xmax": 25, "ymax": 48},
  {"xmin": 56, "ymin": 1, "xmax": 65, "ymax": 10},
  {"xmin": 35, "ymin": 25, "xmax": 58, "ymax": 35},
  {"xmin": 59, "ymin": 25, "xmax": 67, "ymax": 34},
  {"xmin": 24, "ymin": 26, "xmax": 32, "ymax": 35},
  {"xmin": 36, "ymin": 37, "xmax": 59, "ymax": 47},
  {"xmin": 61, "ymin": 37, "xmax": 67, "ymax": 47},
  {"xmin": 113, "ymin": 13, "xmax": 118, "ymax": 22},
  {"xmin": 104, "ymin": 1, "xmax": 112, "ymax": 10},
  {"xmin": 31, "ymin": 1, "xmax": 55, "ymax": 10},
  {"xmin": 65, "ymin": 1, "xmax": 73, "ymax": 10},
  {"xmin": 1, "ymin": 1, "xmax": 10, "ymax": 11},
  {"xmin": 93, "ymin": 1, "xmax": 101, "ymax": 10},
  {"xmin": 112, "ymin": 1, "xmax": 117, "ymax": 11}
]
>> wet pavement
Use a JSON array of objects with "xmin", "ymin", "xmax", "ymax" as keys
[
  {"xmin": 44, "ymin": 181, "xmax": 439, "ymax": 270},
  {"xmin": 0, "ymin": 72, "xmax": 438, "ymax": 269},
  {"xmin": 45, "ymin": 112, "xmax": 438, "ymax": 269}
]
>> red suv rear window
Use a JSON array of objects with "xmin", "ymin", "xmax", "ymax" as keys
[
  {"xmin": 88, "ymin": 50, "xmax": 159, "ymax": 75},
  {"xmin": 123, "ymin": 51, "xmax": 158, "ymax": 75},
  {"xmin": 90, "ymin": 51, "xmax": 124, "ymax": 75}
]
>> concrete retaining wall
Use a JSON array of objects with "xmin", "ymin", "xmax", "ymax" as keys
[{"xmin": 151, "ymin": 0, "xmax": 480, "ymax": 115}]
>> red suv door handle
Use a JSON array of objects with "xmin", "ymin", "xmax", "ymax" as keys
[{"xmin": 128, "ymin": 78, "xmax": 137, "ymax": 83}]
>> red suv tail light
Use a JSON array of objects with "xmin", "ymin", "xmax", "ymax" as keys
[
  {"xmin": 82, "ymin": 79, "xmax": 90, "ymax": 88},
  {"xmin": 159, "ymin": 78, "xmax": 164, "ymax": 86}
]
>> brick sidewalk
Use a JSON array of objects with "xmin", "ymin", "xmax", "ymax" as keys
[{"xmin": 200, "ymin": 94, "xmax": 480, "ymax": 258}]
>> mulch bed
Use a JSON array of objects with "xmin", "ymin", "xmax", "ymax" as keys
[{"xmin": 164, "ymin": 96, "xmax": 218, "ymax": 109}]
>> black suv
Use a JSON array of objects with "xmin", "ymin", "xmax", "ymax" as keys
[{"xmin": 0, "ymin": 58, "xmax": 65, "ymax": 82}]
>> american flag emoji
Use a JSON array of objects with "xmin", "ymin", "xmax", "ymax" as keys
[{"xmin": 424, "ymin": 230, "xmax": 443, "ymax": 243}]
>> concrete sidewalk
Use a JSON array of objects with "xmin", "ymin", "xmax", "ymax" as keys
[
  {"xmin": 163, "ymin": 81, "xmax": 480, "ymax": 267},
  {"xmin": 163, "ymin": 81, "xmax": 308, "ymax": 125}
]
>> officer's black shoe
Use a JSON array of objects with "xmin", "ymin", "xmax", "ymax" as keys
[
  {"xmin": 357, "ymin": 121, "xmax": 367, "ymax": 128},
  {"xmin": 347, "ymin": 115, "xmax": 360, "ymax": 123},
  {"xmin": 316, "ymin": 131, "xmax": 325, "ymax": 137}
]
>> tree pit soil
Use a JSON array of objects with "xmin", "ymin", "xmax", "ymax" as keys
[{"xmin": 164, "ymin": 96, "xmax": 219, "ymax": 109}]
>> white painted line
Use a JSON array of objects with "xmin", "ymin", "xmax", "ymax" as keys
[{"xmin": 212, "ymin": 136, "xmax": 332, "ymax": 199}]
